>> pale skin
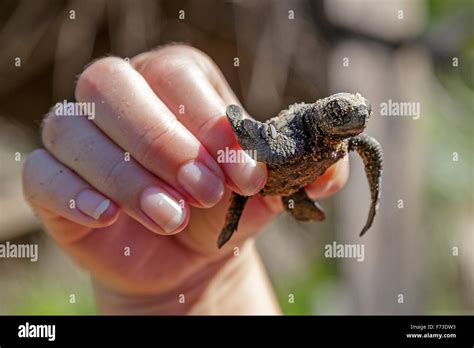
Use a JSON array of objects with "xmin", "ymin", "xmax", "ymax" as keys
[{"xmin": 22, "ymin": 45, "xmax": 349, "ymax": 314}]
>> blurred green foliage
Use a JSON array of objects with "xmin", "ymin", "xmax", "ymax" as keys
[
  {"xmin": 275, "ymin": 257, "xmax": 338, "ymax": 315},
  {"xmin": 13, "ymin": 285, "xmax": 95, "ymax": 315},
  {"xmin": 422, "ymin": 0, "xmax": 473, "ymax": 315},
  {"xmin": 427, "ymin": 0, "xmax": 474, "ymax": 20}
]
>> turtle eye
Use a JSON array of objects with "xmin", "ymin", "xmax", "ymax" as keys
[{"xmin": 326, "ymin": 100, "xmax": 345, "ymax": 123}]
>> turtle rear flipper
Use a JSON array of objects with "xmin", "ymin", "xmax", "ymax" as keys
[
  {"xmin": 282, "ymin": 188, "xmax": 326, "ymax": 221},
  {"xmin": 217, "ymin": 192, "xmax": 248, "ymax": 248},
  {"xmin": 348, "ymin": 134, "xmax": 383, "ymax": 236}
]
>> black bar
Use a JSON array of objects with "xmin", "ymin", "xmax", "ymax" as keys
[{"xmin": 0, "ymin": 315, "xmax": 472, "ymax": 346}]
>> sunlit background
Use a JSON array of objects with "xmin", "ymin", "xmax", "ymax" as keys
[{"xmin": 0, "ymin": 0, "xmax": 472, "ymax": 314}]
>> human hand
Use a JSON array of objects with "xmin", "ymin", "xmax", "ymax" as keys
[{"xmin": 22, "ymin": 45, "xmax": 349, "ymax": 314}]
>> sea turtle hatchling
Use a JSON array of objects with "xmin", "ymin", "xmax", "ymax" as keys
[{"xmin": 218, "ymin": 92, "xmax": 383, "ymax": 248}]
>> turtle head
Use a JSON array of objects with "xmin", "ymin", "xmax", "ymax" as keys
[{"xmin": 318, "ymin": 93, "xmax": 372, "ymax": 139}]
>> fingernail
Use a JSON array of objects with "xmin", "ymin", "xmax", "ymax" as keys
[
  {"xmin": 222, "ymin": 150, "xmax": 267, "ymax": 196},
  {"xmin": 177, "ymin": 161, "xmax": 224, "ymax": 207},
  {"xmin": 76, "ymin": 189, "xmax": 111, "ymax": 220},
  {"xmin": 328, "ymin": 161, "xmax": 342, "ymax": 180},
  {"xmin": 140, "ymin": 187, "xmax": 185, "ymax": 233}
]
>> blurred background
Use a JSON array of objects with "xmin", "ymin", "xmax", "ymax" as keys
[{"xmin": 0, "ymin": 0, "xmax": 472, "ymax": 314}]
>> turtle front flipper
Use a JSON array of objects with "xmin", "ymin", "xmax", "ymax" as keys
[
  {"xmin": 348, "ymin": 134, "xmax": 383, "ymax": 236},
  {"xmin": 226, "ymin": 105, "xmax": 297, "ymax": 164},
  {"xmin": 217, "ymin": 192, "xmax": 248, "ymax": 248},
  {"xmin": 282, "ymin": 188, "xmax": 326, "ymax": 221}
]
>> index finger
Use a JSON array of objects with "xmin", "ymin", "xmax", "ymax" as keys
[{"xmin": 131, "ymin": 45, "xmax": 267, "ymax": 197}]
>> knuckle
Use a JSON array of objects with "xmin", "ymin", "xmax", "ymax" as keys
[
  {"xmin": 23, "ymin": 149, "xmax": 45, "ymax": 180},
  {"xmin": 100, "ymin": 158, "xmax": 130, "ymax": 193},
  {"xmin": 22, "ymin": 149, "xmax": 48, "ymax": 201},
  {"xmin": 144, "ymin": 54, "xmax": 191, "ymax": 82},
  {"xmin": 76, "ymin": 57, "xmax": 126, "ymax": 100},
  {"xmin": 158, "ymin": 44, "xmax": 210, "ymax": 63},
  {"xmin": 135, "ymin": 119, "xmax": 179, "ymax": 165},
  {"xmin": 195, "ymin": 116, "xmax": 220, "ymax": 140},
  {"xmin": 41, "ymin": 112, "xmax": 66, "ymax": 150},
  {"xmin": 135, "ymin": 45, "xmax": 211, "ymax": 81}
]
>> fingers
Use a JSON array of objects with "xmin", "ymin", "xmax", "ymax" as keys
[
  {"xmin": 305, "ymin": 158, "xmax": 350, "ymax": 200},
  {"xmin": 41, "ymin": 113, "xmax": 190, "ymax": 236},
  {"xmin": 22, "ymin": 149, "xmax": 119, "ymax": 229},
  {"xmin": 131, "ymin": 46, "xmax": 267, "ymax": 196},
  {"xmin": 75, "ymin": 57, "xmax": 225, "ymax": 208},
  {"xmin": 175, "ymin": 192, "xmax": 282, "ymax": 255}
]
